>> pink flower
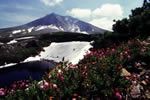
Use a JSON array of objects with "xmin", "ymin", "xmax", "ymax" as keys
[
  {"xmin": 125, "ymin": 77, "xmax": 130, "ymax": 80},
  {"xmin": 84, "ymin": 66, "xmax": 87, "ymax": 69},
  {"xmin": 133, "ymin": 81, "xmax": 137, "ymax": 85},
  {"xmin": 44, "ymin": 82, "xmax": 49, "ymax": 87},
  {"xmin": 60, "ymin": 76, "xmax": 64, "ymax": 81},
  {"xmin": 12, "ymin": 84, "xmax": 17, "ymax": 89},
  {"xmin": 115, "ymin": 92, "xmax": 122, "ymax": 100},
  {"xmin": 57, "ymin": 69, "xmax": 62, "ymax": 76},
  {"xmin": 111, "ymin": 88, "xmax": 115, "ymax": 94},
  {"xmin": 53, "ymin": 84, "xmax": 57, "ymax": 88},
  {"xmin": 145, "ymin": 75, "xmax": 149, "ymax": 79},
  {"xmin": 125, "ymin": 51, "xmax": 128, "ymax": 55},
  {"xmin": 133, "ymin": 74, "xmax": 137, "ymax": 78},
  {"xmin": 112, "ymin": 48, "xmax": 115, "ymax": 52},
  {"xmin": 22, "ymin": 82, "xmax": 25, "ymax": 86},
  {"xmin": 10, "ymin": 89, "xmax": 14, "ymax": 94},
  {"xmin": 72, "ymin": 98, "xmax": 76, "ymax": 100},
  {"xmin": 75, "ymin": 65, "xmax": 78, "ymax": 69},
  {"xmin": 73, "ymin": 93, "xmax": 78, "ymax": 97},
  {"xmin": 40, "ymin": 85, "xmax": 44, "ymax": 90},
  {"xmin": 141, "ymin": 49, "xmax": 145, "ymax": 52},
  {"xmin": 127, "ymin": 55, "xmax": 131, "ymax": 59},
  {"xmin": 92, "ymin": 62, "xmax": 97, "ymax": 64},
  {"xmin": 70, "ymin": 65, "xmax": 74, "ymax": 69},
  {"xmin": 120, "ymin": 52, "xmax": 123, "ymax": 56},
  {"xmin": 0, "ymin": 90, "xmax": 5, "ymax": 96},
  {"xmin": 25, "ymin": 80, "xmax": 29, "ymax": 83},
  {"xmin": 0, "ymin": 88, "xmax": 4, "ymax": 91},
  {"xmin": 25, "ymin": 84, "xmax": 29, "ymax": 88},
  {"xmin": 120, "ymin": 52, "xmax": 124, "ymax": 59},
  {"xmin": 137, "ymin": 75, "xmax": 140, "ymax": 78},
  {"xmin": 128, "ymin": 40, "xmax": 131, "ymax": 44}
]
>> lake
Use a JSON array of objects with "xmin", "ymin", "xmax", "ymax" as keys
[{"xmin": 0, "ymin": 61, "xmax": 57, "ymax": 88}]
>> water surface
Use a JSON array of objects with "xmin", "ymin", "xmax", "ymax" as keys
[{"xmin": 0, "ymin": 61, "xmax": 57, "ymax": 88}]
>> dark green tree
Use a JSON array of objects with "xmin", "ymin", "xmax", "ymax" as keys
[
  {"xmin": 113, "ymin": 1, "xmax": 150, "ymax": 37},
  {"xmin": 113, "ymin": 18, "xmax": 129, "ymax": 36}
]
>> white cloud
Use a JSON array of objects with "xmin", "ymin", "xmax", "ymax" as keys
[
  {"xmin": 66, "ymin": 4, "xmax": 123, "ymax": 30},
  {"xmin": 93, "ymin": 4, "xmax": 123, "ymax": 19},
  {"xmin": 90, "ymin": 4, "xmax": 123, "ymax": 30},
  {"xmin": 90, "ymin": 18, "xmax": 115, "ymax": 31},
  {"xmin": 66, "ymin": 8, "xmax": 91, "ymax": 19},
  {"xmin": 40, "ymin": 0, "xmax": 63, "ymax": 6}
]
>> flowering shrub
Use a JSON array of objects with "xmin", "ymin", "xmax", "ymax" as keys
[
  {"xmin": 1, "ymin": 38, "xmax": 150, "ymax": 100},
  {"xmin": 0, "ymin": 80, "xmax": 30, "ymax": 99}
]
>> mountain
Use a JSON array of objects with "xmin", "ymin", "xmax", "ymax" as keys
[{"xmin": 0, "ymin": 13, "xmax": 107, "ymax": 38}]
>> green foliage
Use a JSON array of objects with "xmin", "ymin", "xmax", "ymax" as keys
[
  {"xmin": 91, "ymin": 32, "xmax": 129, "ymax": 49},
  {"xmin": 39, "ymin": 32, "xmax": 92, "ymax": 42},
  {"xmin": 113, "ymin": 18, "xmax": 129, "ymax": 35},
  {"xmin": 0, "ymin": 40, "xmax": 50, "ymax": 65},
  {"xmin": 113, "ymin": 2, "xmax": 150, "ymax": 37}
]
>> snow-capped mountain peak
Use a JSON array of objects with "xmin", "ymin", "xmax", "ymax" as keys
[{"xmin": 0, "ymin": 13, "xmax": 107, "ymax": 37}]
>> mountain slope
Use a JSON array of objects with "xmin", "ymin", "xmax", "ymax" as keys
[
  {"xmin": 24, "ymin": 13, "xmax": 105, "ymax": 34},
  {"xmin": 0, "ymin": 13, "xmax": 107, "ymax": 38}
]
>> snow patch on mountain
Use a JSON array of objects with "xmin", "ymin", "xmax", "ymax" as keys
[
  {"xmin": 68, "ymin": 24, "xmax": 80, "ymax": 33},
  {"xmin": 47, "ymin": 25, "xmax": 59, "ymax": 30},
  {"xmin": 35, "ymin": 25, "xmax": 60, "ymax": 31},
  {"xmin": 68, "ymin": 25, "xmax": 88, "ymax": 34},
  {"xmin": 65, "ymin": 17, "xmax": 69, "ymax": 21},
  {"xmin": 15, "ymin": 36, "xmax": 35, "ymax": 41},
  {"xmin": 22, "ymin": 29, "xmax": 25, "ymax": 31},
  {"xmin": 24, "ymin": 41, "xmax": 92, "ymax": 64},
  {"xmin": 28, "ymin": 27, "xmax": 34, "ymax": 33},
  {"xmin": 12, "ymin": 29, "xmax": 27, "ymax": 35},
  {"xmin": 12, "ymin": 30, "xmax": 22, "ymax": 34},
  {"xmin": 7, "ymin": 40, "xmax": 18, "ymax": 44},
  {"xmin": 35, "ymin": 26, "xmax": 46, "ymax": 31},
  {"xmin": 80, "ymin": 31, "xmax": 88, "ymax": 34},
  {"xmin": 6, "ymin": 36, "xmax": 34, "ymax": 44},
  {"xmin": 0, "ymin": 63, "xmax": 17, "ymax": 69},
  {"xmin": 58, "ymin": 26, "xmax": 64, "ymax": 31}
]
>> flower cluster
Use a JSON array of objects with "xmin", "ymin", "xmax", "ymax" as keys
[{"xmin": 0, "ymin": 80, "xmax": 30, "ymax": 97}]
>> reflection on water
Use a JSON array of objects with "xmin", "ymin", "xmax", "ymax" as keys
[{"xmin": 0, "ymin": 61, "xmax": 57, "ymax": 88}]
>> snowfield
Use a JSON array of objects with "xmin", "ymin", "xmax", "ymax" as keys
[
  {"xmin": 12, "ymin": 30, "xmax": 22, "ymax": 34},
  {"xmin": 0, "ymin": 63, "xmax": 17, "ymax": 69},
  {"xmin": 24, "ymin": 41, "xmax": 92, "ymax": 64},
  {"xmin": 28, "ymin": 27, "xmax": 34, "ymax": 33},
  {"xmin": 35, "ymin": 25, "xmax": 60, "ymax": 31},
  {"xmin": 6, "ymin": 36, "xmax": 35, "ymax": 44},
  {"xmin": 15, "ymin": 36, "xmax": 35, "ymax": 41},
  {"xmin": 7, "ymin": 40, "xmax": 18, "ymax": 44}
]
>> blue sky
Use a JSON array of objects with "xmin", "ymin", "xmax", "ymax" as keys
[{"xmin": 0, "ymin": 0, "xmax": 143, "ymax": 30}]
